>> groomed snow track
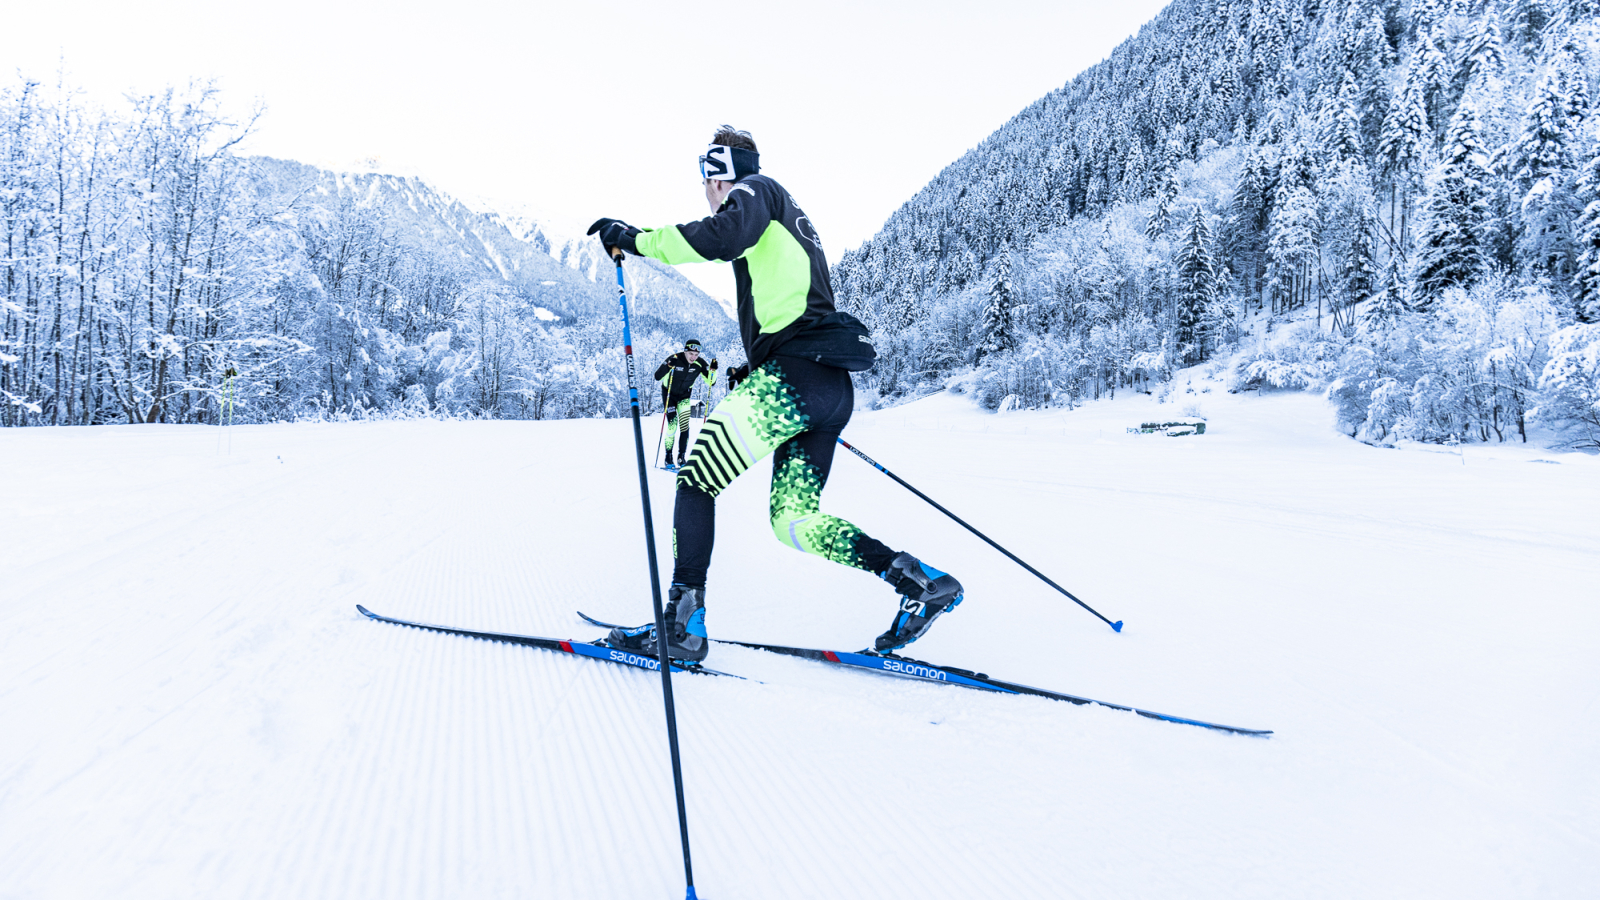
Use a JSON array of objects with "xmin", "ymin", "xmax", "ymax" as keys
[{"xmin": 3, "ymin": 392, "xmax": 1597, "ymax": 898}]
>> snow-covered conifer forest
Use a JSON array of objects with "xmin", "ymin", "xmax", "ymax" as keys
[
  {"xmin": 0, "ymin": 84, "xmax": 735, "ymax": 427},
  {"xmin": 832, "ymin": 0, "xmax": 1600, "ymax": 449}
]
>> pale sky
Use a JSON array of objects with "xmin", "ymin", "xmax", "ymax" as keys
[{"xmin": 3, "ymin": 0, "xmax": 1171, "ymax": 302}]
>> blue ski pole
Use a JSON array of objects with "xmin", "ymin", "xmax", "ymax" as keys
[
  {"xmin": 838, "ymin": 437, "xmax": 1123, "ymax": 633},
  {"xmin": 613, "ymin": 252, "xmax": 699, "ymax": 899}
]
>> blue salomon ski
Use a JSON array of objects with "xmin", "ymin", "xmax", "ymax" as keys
[
  {"xmin": 358, "ymin": 605, "xmax": 737, "ymax": 678},
  {"xmin": 577, "ymin": 611, "xmax": 1270, "ymax": 736}
]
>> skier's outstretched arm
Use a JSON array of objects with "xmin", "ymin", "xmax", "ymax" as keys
[{"xmin": 635, "ymin": 184, "xmax": 770, "ymax": 264}]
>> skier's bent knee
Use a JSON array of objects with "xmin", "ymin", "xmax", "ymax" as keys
[{"xmin": 770, "ymin": 512, "xmax": 806, "ymax": 552}]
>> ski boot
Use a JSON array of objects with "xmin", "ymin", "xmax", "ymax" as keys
[
  {"xmin": 605, "ymin": 584, "xmax": 709, "ymax": 663},
  {"xmin": 873, "ymin": 552, "xmax": 963, "ymax": 653}
]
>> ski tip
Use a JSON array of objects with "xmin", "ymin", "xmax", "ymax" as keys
[
  {"xmin": 1112, "ymin": 620, "xmax": 1124, "ymax": 633},
  {"xmin": 356, "ymin": 604, "xmax": 374, "ymax": 618}
]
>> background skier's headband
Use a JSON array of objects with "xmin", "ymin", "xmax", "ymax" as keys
[{"xmin": 698, "ymin": 144, "xmax": 759, "ymax": 181}]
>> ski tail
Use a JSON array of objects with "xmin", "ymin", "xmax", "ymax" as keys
[
  {"xmin": 578, "ymin": 610, "xmax": 628, "ymax": 630},
  {"xmin": 359, "ymin": 606, "xmax": 737, "ymax": 677}
]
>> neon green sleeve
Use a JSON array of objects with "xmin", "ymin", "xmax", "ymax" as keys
[{"xmin": 636, "ymin": 226, "xmax": 710, "ymax": 265}]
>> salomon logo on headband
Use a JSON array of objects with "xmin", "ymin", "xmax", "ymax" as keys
[
  {"xmin": 699, "ymin": 145, "xmax": 731, "ymax": 180},
  {"xmin": 698, "ymin": 144, "xmax": 760, "ymax": 181}
]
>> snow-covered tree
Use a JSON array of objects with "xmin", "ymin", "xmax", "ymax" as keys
[
  {"xmin": 1225, "ymin": 142, "xmax": 1274, "ymax": 298},
  {"xmin": 1267, "ymin": 151, "xmax": 1319, "ymax": 316},
  {"xmin": 1379, "ymin": 61, "xmax": 1429, "ymax": 244},
  {"xmin": 1146, "ymin": 131, "xmax": 1184, "ymax": 238},
  {"xmin": 1122, "ymin": 138, "xmax": 1149, "ymax": 202},
  {"xmin": 1534, "ymin": 323, "xmax": 1600, "ymax": 446},
  {"xmin": 1412, "ymin": 0, "xmax": 1447, "ymax": 33},
  {"xmin": 1414, "ymin": 104, "xmax": 1491, "ymax": 307},
  {"xmin": 1415, "ymin": 30, "xmax": 1452, "ymax": 128},
  {"xmin": 1362, "ymin": 259, "xmax": 1411, "ymax": 330},
  {"xmin": 1506, "ymin": 71, "xmax": 1579, "ymax": 285},
  {"xmin": 1456, "ymin": 12, "xmax": 1506, "ymax": 90},
  {"xmin": 1559, "ymin": 50, "xmax": 1590, "ymax": 130},
  {"xmin": 1175, "ymin": 205, "xmax": 1220, "ymax": 361},
  {"xmin": 1321, "ymin": 69, "xmax": 1365, "ymax": 164},
  {"xmin": 1504, "ymin": 0, "xmax": 1550, "ymax": 51},
  {"xmin": 1573, "ymin": 143, "xmax": 1600, "ymax": 322},
  {"xmin": 976, "ymin": 250, "xmax": 1017, "ymax": 363},
  {"xmin": 1343, "ymin": 200, "xmax": 1382, "ymax": 315}
]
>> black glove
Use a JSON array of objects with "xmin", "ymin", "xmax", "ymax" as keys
[
  {"xmin": 586, "ymin": 218, "xmax": 641, "ymax": 256},
  {"xmin": 709, "ymin": 358, "xmax": 719, "ymax": 370}
]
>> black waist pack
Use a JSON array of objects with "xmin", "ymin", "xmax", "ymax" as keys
[{"xmin": 777, "ymin": 311, "xmax": 877, "ymax": 372}]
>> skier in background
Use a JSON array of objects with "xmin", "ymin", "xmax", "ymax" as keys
[
  {"xmin": 587, "ymin": 125, "xmax": 963, "ymax": 663},
  {"xmin": 655, "ymin": 340, "xmax": 716, "ymax": 470}
]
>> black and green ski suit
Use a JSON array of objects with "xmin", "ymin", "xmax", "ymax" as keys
[
  {"xmin": 635, "ymin": 174, "xmax": 897, "ymax": 587},
  {"xmin": 655, "ymin": 351, "xmax": 714, "ymax": 463}
]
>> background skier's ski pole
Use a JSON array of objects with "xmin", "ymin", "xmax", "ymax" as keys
[
  {"xmin": 613, "ymin": 252, "xmax": 699, "ymax": 899},
  {"xmin": 217, "ymin": 366, "xmax": 236, "ymax": 455},
  {"xmin": 837, "ymin": 437, "xmax": 1123, "ymax": 633},
  {"xmin": 654, "ymin": 409, "xmax": 669, "ymax": 468}
]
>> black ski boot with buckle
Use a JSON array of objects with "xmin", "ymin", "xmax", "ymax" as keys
[
  {"xmin": 873, "ymin": 552, "xmax": 964, "ymax": 653},
  {"xmin": 605, "ymin": 584, "xmax": 709, "ymax": 663}
]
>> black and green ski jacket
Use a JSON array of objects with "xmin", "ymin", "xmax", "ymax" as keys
[
  {"xmin": 635, "ymin": 175, "xmax": 837, "ymax": 371},
  {"xmin": 655, "ymin": 352, "xmax": 713, "ymax": 403}
]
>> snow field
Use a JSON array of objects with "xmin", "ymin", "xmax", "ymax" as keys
[{"xmin": 1, "ymin": 386, "xmax": 1597, "ymax": 898}]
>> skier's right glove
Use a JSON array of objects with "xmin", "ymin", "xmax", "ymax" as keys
[{"xmin": 586, "ymin": 218, "xmax": 641, "ymax": 256}]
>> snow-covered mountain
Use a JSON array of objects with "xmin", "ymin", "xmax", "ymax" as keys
[
  {"xmin": 247, "ymin": 157, "xmax": 734, "ymax": 332},
  {"xmin": 496, "ymin": 209, "xmax": 740, "ymax": 322},
  {"xmin": 0, "ymin": 80, "xmax": 742, "ymax": 428},
  {"xmin": 832, "ymin": 0, "xmax": 1600, "ymax": 449}
]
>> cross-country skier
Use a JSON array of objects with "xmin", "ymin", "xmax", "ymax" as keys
[
  {"xmin": 656, "ymin": 340, "xmax": 716, "ymax": 470},
  {"xmin": 587, "ymin": 125, "xmax": 962, "ymax": 663}
]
